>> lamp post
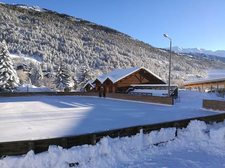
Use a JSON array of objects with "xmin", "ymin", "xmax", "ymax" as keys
[{"xmin": 163, "ymin": 34, "xmax": 172, "ymax": 97}]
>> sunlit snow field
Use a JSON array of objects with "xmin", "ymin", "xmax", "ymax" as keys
[
  {"xmin": 0, "ymin": 90, "xmax": 225, "ymax": 168},
  {"xmin": 0, "ymin": 91, "xmax": 221, "ymax": 142}
]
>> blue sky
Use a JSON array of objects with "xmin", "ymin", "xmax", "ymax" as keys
[{"xmin": 1, "ymin": 0, "xmax": 225, "ymax": 51}]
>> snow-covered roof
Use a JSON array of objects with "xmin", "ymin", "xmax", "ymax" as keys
[
  {"xmin": 184, "ymin": 70, "xmax": 225, "ymax": 86},
  {"xmin": 83, "ymin": 80, "xmax": 95, "ymax": 88},
  {"xmin": 95, "ymin": 67, "xmax": 165, "ymax": 84}
]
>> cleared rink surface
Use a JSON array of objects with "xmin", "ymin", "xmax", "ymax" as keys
[{"xmin": 0, "ymin": 95, "xmax": 219, "ymax": 142}]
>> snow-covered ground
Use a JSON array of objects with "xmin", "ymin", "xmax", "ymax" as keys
[
  {"xmin": 10, "ymin": 53, "xmax": 41, "ymax": 63},
  {"xmin": 0, "ymin": 90, "xmax": 225, "ymax": 167},
  {"xmin": 176, "ymin": 90, "xmax": 223, "ymax": 109},
  {"xmin": 15, "ymin": 84, "xmax": 54, "ymax": 92},
  {"xmin": 0, "ymin": 92, "xmax": 220, "ymax": 142},
  {"xmin": 1, "ymin": 120, "xmax": 225, "ymax": 168}
]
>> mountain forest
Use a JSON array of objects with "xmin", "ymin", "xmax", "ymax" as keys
[{"xmin": 0, "ymin": 3, "xmax": 225, "ymax": 90}]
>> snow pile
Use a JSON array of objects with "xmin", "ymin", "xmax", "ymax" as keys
[
  {"xmin": 15, "ymin": 84, "xmax": 54, "ymax": 92},
  {"xmin": 175, "ymin": 90, "xmax": 222, "ymax": 108},
  {"xmin": 1, "ymin": 120, "xmax": 225, "ymax": 168}
]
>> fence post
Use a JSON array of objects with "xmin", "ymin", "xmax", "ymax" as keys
[
  {"xmin": 173, "ymin": 122, "xmax": 179, "ymax": 137},
  {"xmin": 28, "ymin": 141, "xmax": 35, "ymax": 152},
  {"xmin": 91, "ymin": 134, "xmax": 96, "ymax": 145},
  {"xmin": 62, "ymin": 138, "xmax": 68, "ymax": 148},
  {"xmin": 136, "ymin": 126, "xmax": 141, "ymax": 134}
]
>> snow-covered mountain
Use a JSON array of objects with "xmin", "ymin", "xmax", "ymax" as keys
[
  {"xmin": 0, "ymin": 2, "xmax": 225, "ymax": 85},
  {"xmin": 171, "ymin": 46, "xmax": 225, "ymax": 57}
]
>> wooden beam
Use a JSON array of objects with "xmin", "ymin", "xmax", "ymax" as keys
[{"xmin": 134, "ymin": 74, "xmax": 142, "ymax": 83}]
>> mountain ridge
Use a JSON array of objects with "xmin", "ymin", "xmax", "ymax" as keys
[
  {"xmin": 171, "ymin": 46, "xmax": 225, "ymax": 57},
  {"xmin": 0, "ymin": 3, "xmax": 225, "ymax": 87}
]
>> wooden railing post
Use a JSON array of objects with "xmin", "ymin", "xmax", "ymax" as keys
[
  {"xmin": 62, "ymin": 138, "xmax": 68, "ymax": 148},
  {"xmin": 91, "ymin": 134, "xmax": 96, "ymax": 145},
  {"xmin": 28, "ymin": 141, "xmax": 35, "ymax": 152},
  {"xmin": 136, "ymin": 126, "xmax": 141, "ymax": 134}
]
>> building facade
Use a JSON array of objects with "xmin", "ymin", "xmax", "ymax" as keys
[{"xmin": 89, "ymin": 67, "xmax": 165, "ymax": 93}]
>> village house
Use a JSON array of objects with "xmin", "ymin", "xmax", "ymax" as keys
[{"xmin": 85, "ymin": 67, "xmax": 166, "ymax": 93}]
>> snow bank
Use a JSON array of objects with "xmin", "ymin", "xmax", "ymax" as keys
[
  {"xmin": 175, "ymin": 90, "xmax": 223, "ymax": 108},
  {"xmin": 15, "ymin": 84, "xmax": 54, "ymax": 92},
  {"xmin": 1, "ymin": 120, "xmax": 225, "ymax": 168}
]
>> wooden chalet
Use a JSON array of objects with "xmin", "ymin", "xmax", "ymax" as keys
[{"xmin": 91, "ymin": 67, "xmax": 165, "ymax": 93}]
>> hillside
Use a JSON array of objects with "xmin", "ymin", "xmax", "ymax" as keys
[{"xmin": 0, "ymin": 3, "xmax": 225, "ymax": 87}]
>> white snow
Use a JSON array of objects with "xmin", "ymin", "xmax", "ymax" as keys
[
  {"xmin": 0, "ymin": 90, "xmax": 225, "ymax": 167},
  {"xmin": 9, "ymin": 53, "xmax": 41, "ymax": 63},
  {"xmin": 184, "ymin": 69, "xmax": 225, "ymax": 85},
  {"xmin": 1, "ymin": 120, "xmax": 225, "ymax": 168},
  {"xmin": 206, "ymin": 69, "xmax": 225, "ymax": 79},
  {"xmin": 171, "ymin": 46, "xmax": 225, "ymax": 57},
  {"xmin": 0, "ymin": 94, "xmax": 218, "ymax": 142},
  {"xmin": 15, "ymin": 84, "xmax": 54, "ymax": 92},
  {"xmin": 176, "ymin": 90, "xmax": 223, "ymax": 109},
  {"xmin": 17, "ymin": 4, "xmax": 46, "ymax": 12}
]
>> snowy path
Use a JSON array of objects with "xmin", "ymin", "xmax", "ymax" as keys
[{"xmin": 0, "ymin": 95, "xmax": 219, "ymax": 142}]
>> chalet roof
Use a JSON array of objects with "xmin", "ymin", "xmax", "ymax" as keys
[
  {"xmin": 83, "ymin": 80, "xmax": 95, "ymax": 88},
  {"xmin": 95, "ymin": 67, "xmax": 165, "ymax": 84},
  {"xmin": 184, "ymin": 70, "xmax": 225, "ymax": 86}
]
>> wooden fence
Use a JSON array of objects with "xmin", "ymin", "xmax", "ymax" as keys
[
  {"xmin": 1, "ymin": 113, "xmax": 225, "ymax": 157},
  {"xmin": 203, "ymin": 99, "xmax": 225, "ymax": 111},
  {"xmin": 0, "ymin": 91, "xmax": 174, "ymax": 105}
]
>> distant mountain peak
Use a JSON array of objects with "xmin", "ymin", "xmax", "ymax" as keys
[{"xmin": 171, "ymin": 46, "xmax": 225, "ymax": 57}]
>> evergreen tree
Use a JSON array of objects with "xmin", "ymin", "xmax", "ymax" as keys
[
  {"xmin": 29, "ymin": 62, "xmax": 43, "ymax": 86},
  {"xmin": 54, "ymin": 63, "xmax": 71, "ymax": 91},
  {"xmin": 0, "ymin": 40, "xmax": 19, "ymax": 92},
  {"xmin": 78, "ymin": 62, "xmax": 94, "ymax": 86}
]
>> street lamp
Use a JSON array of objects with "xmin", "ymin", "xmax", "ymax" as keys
[{"xmin": 163, "ymin": 34, "xmax": 172, "ymax": 97}]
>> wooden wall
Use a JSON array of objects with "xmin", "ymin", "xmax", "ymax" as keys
[
  {"xmin": 203, "ymin": 99, "xmax": 225, "ymax": 111},
  {"xmin": 106, "ymin": 93, "xmax": 174, "ymax": 105},
  {"xmin": 0, "ymin": 92, "xmax": 174, "ymax": 105}
]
